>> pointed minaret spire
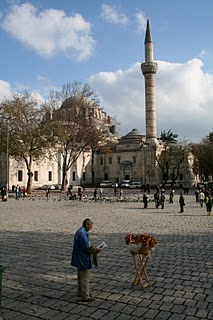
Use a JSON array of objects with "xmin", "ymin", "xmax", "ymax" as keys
[{"xmin": 144, "ymin": 19, "xmax": 152, "ymax": 43}]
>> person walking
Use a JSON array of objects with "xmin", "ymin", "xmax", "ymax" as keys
[
  {"xmin": 198, "ymin": 190, "xmax": 205, "ymax": 208},
  {"xmin": 160, "ymin": 190, "xmax": 165, "ymax": 209},
  {"xmin": 93, "ymin": 188, "xmax": 98, "ymax": 201},
  {"xmin": 71, "ymin": 218, "xmax": 100, "ymax": 302},
  {"xmin": 143, "ymin": 193, "xmax": 148, "ymax": 208},
  {"xmin": 1, "ymin": 187, "xmax": 7, "ymax": 201},
  {"xmin": 179, "ymin": 192, "xmax": 185, "ymax": 213},
  {"xmin": 205, "ymin": 193, "xmax": 212, "ymax": 216}
]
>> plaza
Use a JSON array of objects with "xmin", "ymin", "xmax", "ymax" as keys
[{"xmin": 0, "ymin": 189, "xmax": 213, "ymax": 320}]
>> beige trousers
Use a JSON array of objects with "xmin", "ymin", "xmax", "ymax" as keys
[{"xmin": 77, "ymin": 269, "xmax": 90, "ymax": 299}]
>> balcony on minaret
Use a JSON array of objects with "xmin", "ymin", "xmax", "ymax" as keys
[{"xmin": 141, "ymin": 62, "xmax": 158, "ymax": 75}]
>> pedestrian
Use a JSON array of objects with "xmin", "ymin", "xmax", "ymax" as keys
[
  {"xmin": 179, "ymin": 192, "xmax": 185, "ymax": 213},
  {"xmin": 160, "ymin": 190, "xmax": 165, "ymax": 209},
  {"xmin": 154, "ymin": 190, "xmax": 160, "ymax": 208},
  {"xmin": 46, "ymin": 187, "xmax": 50, "ymax": 200},
  {"xmin": 1, "ymin": 187, "xmax": 7, "ymax": 201},
  {"xmin": 23, "ymin": 186, "xmax": 27, "ymax": 197},
  {"xmin": 99, "ymin": 187, "xmax": 103, "ymax": 200},
  {"xmin": 143, "ymin": 193, "xmax": 148, "ymax": 208},
  {"xmin": 71, "ymin": 218, "xmax": 101, "ymax": 302},
  {"xmin": 119, "ymin": 188, "xmax": 123, "ymax": 201},
  {"xmin": 93, "ymin": 188, "xmax": 97, "ymax": 201},
  {"xmin": 198, "ymin": 190, "xmax": 205, "ymax": 208},
  {"xmin": 15, "ymin": 185, "xmax": 20, "ymax": 200},
  {"xmin": 195, "ymin": 189, "xmax": 199, "ymax": 202},
  {"xmin": 169, "ymin": 189, "xmax": 174, "ymax": 204},
  {"xmin": 205, "ymin": 193, "xmax": 212, "ymax": 216},
  {"xmin": 78, "ymin": 187, "xmax": 83, "ymax": 201}
]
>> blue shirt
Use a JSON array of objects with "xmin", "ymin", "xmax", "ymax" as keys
[{"xmin": 71, "ymin": 226, "xmax": 92, "ymax": 270}]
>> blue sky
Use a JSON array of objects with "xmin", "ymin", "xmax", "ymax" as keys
[{"xmin": 0, "ymin": 0, "xmax": 213, "ymax": 142}]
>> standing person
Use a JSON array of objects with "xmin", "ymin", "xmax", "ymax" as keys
[
  {"xmin": 198, "ymin": 190, "xmax": 205, "ymax": 208},
  {"xmin": 15, "ymin": 185, "xmax": 20, "ymax": 200},
  {"xmin": 1, "ymin": 187, "xmax": 7, "ymax": 201},
  {"xmin": 169, "ymin": 189, "xmax": 174, "ymax": 204},
  {"xmin": 23, "ymin": 186, "xmax": 27, "ymax": 197},
  {"xmin": 154, "ymin": 190, "xmax": 160, "ymax": 208},
  {"xmin": 160, "ymin": 190, "xmax": 165, "ymax": 209},
  {"xmin": 93, "ymin": 188, "xmax": 98, "ymax": 201},
  {"xmin": 71, "ymin": 219, "xmax": 100, "ymax": 302},
  {"xmin": 205, "ymin": 193, "xmax": 212, "ymax": 216},
  {"xmin": 46, "ymin": 187, "xmax": 50, "ymax": 200},
  {"xmin": 195, "ymin": 189, "xmax": 199, "ymax": 202},
  {"xmin": 143, "ymin": 193, "xmax": 148, "ymax": 208},
  {"xmin": 78, "ymin": 187, "xmax": 83, "ymax": 201},
  {"xmin": 179, "ymin": 192, "xmax": 185, "ymax": 213},
  {"xmin": 99, "ymin": 187, "xmax": 103, "ymax": 200}
]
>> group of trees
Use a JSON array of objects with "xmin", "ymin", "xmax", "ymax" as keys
[
  {"xmin": 191, "ymin": 132, "xmax": 213, "ymax": 181},
  {"xmin": 156, "ymin": 129, "xmax": 189, "ymax": 187},
  {"xmin": 0, "ymin": 82, "xmax": 116, "ymax": 193},
  {"xmin": 156, "ymin": 129, "xmax": 213, "ymax": 187}
]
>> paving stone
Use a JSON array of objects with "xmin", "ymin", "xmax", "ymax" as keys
[{"xmin": 154, "ymin": 310, "xmax": 171, "ymax": 320}]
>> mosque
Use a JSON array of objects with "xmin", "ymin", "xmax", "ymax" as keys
[{"xmin": 0, "ymin": 20, "xmax": 197, "ymax": 190}]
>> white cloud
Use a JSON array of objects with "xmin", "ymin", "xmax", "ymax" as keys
[
  {"xmin": 101, "ymin": 4, "xmax": 129, "ymax": 26},
  {"xmin": 89, "ymin": 58, "xmax": 213, "ymax": 142},
  {"xmin": 135, "ymin": 10, "xmax": 147, "ymax": 32},
  {"xmin": 1, "ymin": 3, "xmax": 95, "ymax": 60},
  {"xmin": 0, "ymin": 80, "xmax": 13, "ymax": 100}
]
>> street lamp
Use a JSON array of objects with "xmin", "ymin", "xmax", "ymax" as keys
[{"xmin": 6, "ymin": 124, "xmax": 9, "ymax": 195}]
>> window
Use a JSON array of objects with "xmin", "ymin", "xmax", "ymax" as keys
[
  {"xmin": 34, "ymin": 171, "xmax": 38, "ymax": 181},
  {"xmin": 48, "ymin": 171, "xmax": 52, "ymax": 181},
  {"xmin": 109, "ymin": 157, "xmax": 112, "ymax": 164},
  {"xmin": 104, "ymin": 173, "xmax": 108, "ymax": 180},
  {"xmin": 83, "ymin": 172, "xmax": 86, "ymax": 181},
  {"xmin": 18, "ymin": 170, "xmax": 23, "ymax": 182},
  {"xmin": 72, "ymin": 171, "xmax": 76, "ymax": 181},
  {"xmin": 133, "ymin": 156, "xmax": 136, "ymax": 163},
  {"xmin": 118, "ymin": 157, "xmax": 120, "ymax": 164},
  {"xmin": 179, "ymin": 173, "xmax": 183, "ymax": 180},
  {"xmin": 100, "ymin": 157, "xmax": 103, "ymax": 165}
]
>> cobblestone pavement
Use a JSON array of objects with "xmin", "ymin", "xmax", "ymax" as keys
[{"xmin": 0, "ymin": 189, "xmax": 212, "ymax": 320}]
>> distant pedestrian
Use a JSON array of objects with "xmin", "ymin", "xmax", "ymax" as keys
[
  {"xmin": 160, "ymin": 191, "xmax": 165, "ymax": 209},
  {"xmin": 46, "ymin": 187, "xmax": 50, "ymax": 200},
  {"xmin": 16, "ymin": 185, "xmax": 21, "ymax": 200},
  {"xmin": 205, "ymin": 193, "xmax": 212, "ymax": 216},
  {"xmin": 154, "ymin": 191, "xmax": 160, "ymax": 208},
  {"xmin": 195, "ymin": 189, "xmax": 199, "ymax": 202},
  {"xmin": 119, "ymin": 189, "xmax": 123, "ymax": 201},
  {"xmin": 99, "ymin": 188, "xmax": 103, "ymax": 199},
  {"xmin": 78, "ymin": 187, "xmax": 83, "ymax": 201},
  {"xmin": 1, "ymin": 187, "xmax": 7, "ymax": 201},
  {"xmin": 93, "ymin": 188, "xmax": 98, "ymax": 201},
  {"xmin": 169, "ymin": 189, "xmax": 174, "ymax": 204},
  {"xmin": 198, "ymin": 190, "xmax": 205, "ymax": 208},
  {"xmin": 143, "ymin": 193, "xmax": 148, "ymax": 208},
  {"xmin": 179, "ymin": 192, "xmax": 185, "ymax": 213}
]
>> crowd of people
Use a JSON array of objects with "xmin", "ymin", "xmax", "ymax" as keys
[{"xmin": 195, "ymin": 187, "xmax": 213, "ymax": 216}]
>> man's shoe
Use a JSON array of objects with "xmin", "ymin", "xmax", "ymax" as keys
[{"xmin": 81, "ymin": 296, "xmax": 96, "ymax": 302}]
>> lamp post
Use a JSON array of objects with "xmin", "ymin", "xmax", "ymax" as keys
[{"xmin": 6, "ymin": 124, "xmax": 9, "ymax": 195}]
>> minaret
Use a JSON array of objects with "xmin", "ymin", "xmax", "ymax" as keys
[
  {"xmin": 141, "ymin": 19, "xmax": 158, "ymax": 146},
  {"xmin": 141, "ymin": 19, "xmax": 159, "ymax": 186}
]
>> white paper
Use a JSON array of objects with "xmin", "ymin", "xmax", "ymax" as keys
[{"xmin": 96, "ymin": 241, "xmax": 108, "ymax": 250}]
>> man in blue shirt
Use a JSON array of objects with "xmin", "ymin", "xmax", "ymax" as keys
[{"xmin": 71, "ymin": 218, "xmax": 100, "ymax": 302}]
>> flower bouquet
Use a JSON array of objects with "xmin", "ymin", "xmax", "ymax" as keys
[{"xmin": 125, "ymin": 233, "xmax": 157, "ymax": 256}]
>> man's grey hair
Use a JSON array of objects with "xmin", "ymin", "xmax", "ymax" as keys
[{"xmin": 82, "ymin": 218, "xmax": 93, "ymax": 227}]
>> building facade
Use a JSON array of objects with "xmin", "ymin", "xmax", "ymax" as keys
[{"xmin": 0, "ymin": 19, "xmax": 198, "ymax": 190}]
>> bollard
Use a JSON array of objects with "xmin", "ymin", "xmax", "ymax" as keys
[{"xmin": 0, "ymin": 265, "xmax": 6, "ymax": 308}]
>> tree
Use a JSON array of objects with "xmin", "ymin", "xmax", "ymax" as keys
[
  {"xmin": 191, "ymin": 131, "xmax": 213, "ymax": 180},
  {"xmin": 48, "ymin": 82, "xmax": 115, "ymax": 190},
  {"xmin": 0, "ymin": 92, "xmax": 53, "ymax": 193},
  {"xmin": 157, "ymin": 130, "xmax": 188, "ymax": 186}
]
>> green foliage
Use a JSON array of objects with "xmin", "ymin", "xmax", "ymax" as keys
[{"xmin": 191, "ymin": 132, "xmax": 213, "ymax": 178}]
